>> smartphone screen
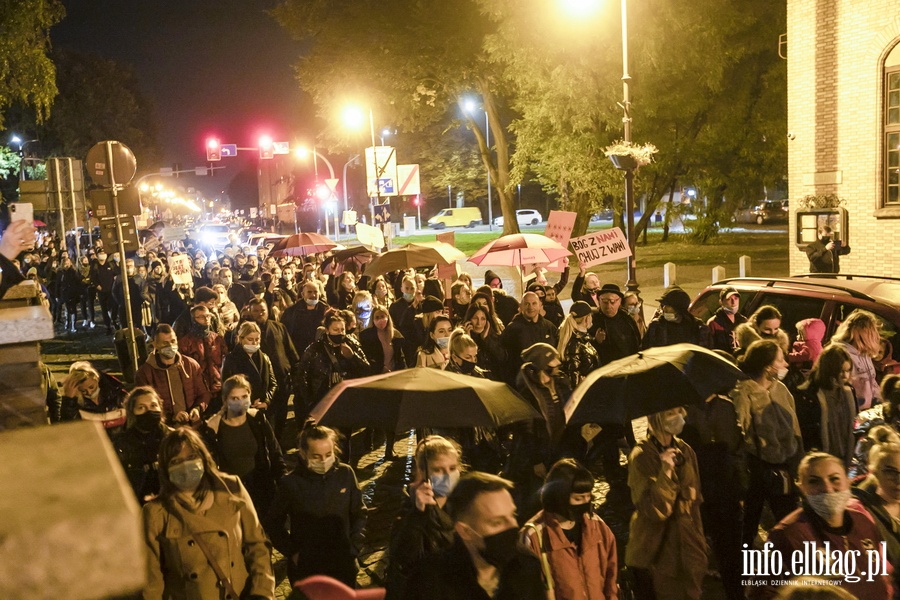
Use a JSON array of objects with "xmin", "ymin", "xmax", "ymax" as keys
[{"xmin": 10, "ymin": 203, "xmax": 33, "ymax": 224}]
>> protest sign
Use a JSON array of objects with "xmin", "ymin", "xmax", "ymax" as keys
[
  {"xmin": 169, "ymin": 255, "xmax": 193, "ymax": 285},
  {"xmin": 571, "ymin": 227, "xmax": 632, "ymax": 269},
  {"xmin": 542, "ymin": 211, "xmax": 577, "ymax": 272}
]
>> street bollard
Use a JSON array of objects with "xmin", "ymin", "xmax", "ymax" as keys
[
  {"xmin": 712, "ymin": 266, "xmax": 726, "ymax": 283},
  {"xmin": 739, "ymin": 255, "xmax": 752, "ymax": 277},
  {"xmin": 664, "ymin": 262, "xmax": 677, "ymax": 288}
]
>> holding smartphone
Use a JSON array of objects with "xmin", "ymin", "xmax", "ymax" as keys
[{"xmin": 9, "ymin": 202, "xmax": 33, "ymax": 225}]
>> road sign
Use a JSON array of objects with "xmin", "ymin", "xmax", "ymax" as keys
[
  {"xmin": 86, "ymin": 141, "xmax": 137, "ymax": 187},
  {"xmin": 90, "ymin": 187, "xmax": 141, "ymax": 218},
  {"xmin": 159, "ymin": 167, "xmax": 174, "ymax": 177},
  {"xmin": 397, "ymin": 164, "xmax": 420, "ymax": 196},
  {"xmin": 220, "ymin": 144, "xmax": 237, "ymax": 157},
  {"xmin": 99, "ymin": 215, "xmax": 140, "ymax": 252},
  {"xmin": 373, "ymin": 203, "xmax": 391, "ymax": 224},
  {"xmin": 365, "ymin": 146, "xmax": 397, "ymax": 197},
  {"xmin": 325, "ymin": 178, "xmax": 340, "ymax": 193},
  {"xmin": 273, "ymin": 141, "xmax": 290, "ymax": 155}
]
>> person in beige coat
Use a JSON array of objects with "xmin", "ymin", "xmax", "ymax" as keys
[
  {"xmin": 625, "ymin": 407, "xmax": 708, "ymax": 600},
  {"xmin": 142, "ymin": 427, "xmax": 275, "ymax": 600}
]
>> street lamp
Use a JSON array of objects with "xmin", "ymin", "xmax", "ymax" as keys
[
  {"xmin": 343, "ymin": 104, "xmax": 382, "ymax": 225},
  {"xmin": 462, "ymin": 98, "xmax": 493, "ymax": 231},
  {"xmin": 10, "ymin": 135, "xmax": 39, "ymax": 180}
]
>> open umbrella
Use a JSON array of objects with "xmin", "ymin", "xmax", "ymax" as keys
[
  {"xmin": 565, "ymin": 343, "xmax": 748, "ymax": 425},
  {"xmin": 321, "ymin": 246, "xmax": 376, "ymax": 275},
  {"xmin": 310, "ymin": 368, "xmax": 542, "ymax": 433},
  {"xmin": 363, "ymin": 241, "xmax": 465, "ymax": 276},
  {"xmin": 270, "ymin": 232, "xmax": 339, "ymax": 257},
  {"xmin": 468, "ymin": 233, "xmax": 571, "ymax": 268},
  {"xmin": 33, "ymin": 219, "xmax": 47, "ymax": 227}
]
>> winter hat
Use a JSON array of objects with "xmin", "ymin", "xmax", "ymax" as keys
[
  {"xmin": 484, "ymin": 270, "xmax": 502, "ymax": 288},
  {"xmin": 521, "ymin": 343, "xmax": 560, "ymax": 371},
  {"xmin": 420, "ymin": 295, "xmax": 444, "ymax": 314},
  {"xmin": 657, "ymin": 286, "xmax": 691, "ymax": 313},
  {"xmin": 570, "ymin": 301, "xmax": 593, "ymax": 319},
  {"xmin": 797, "ymin": 318, "xmax": 826, "ymax": 343},
  {"xmin": 598, "ymin": 283, "xmax": 624, "ymax": 300}
]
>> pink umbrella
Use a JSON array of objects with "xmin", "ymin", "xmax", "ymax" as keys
[
  {"xmin": 468, "ymin": 233, "xmax": 571, "ymax": 267},
  {"xmin": 270, "ymin": 232, "xmax": 339, "ymax": 257}
]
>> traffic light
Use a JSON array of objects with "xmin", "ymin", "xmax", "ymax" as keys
[
  {"xmin": 206, "ymin": 138, "xmax": 222, "ymax": 161},
  {"xmin": 259, "ymin": 135, "xmax": 274, "ymax": 160},
  {"xmin": 413, "ymin": 195, "xmax": 421, "ymax": 207},
  {"xmin": 314, "ymin": 183, "xmax": 331, "ymax": 201}
]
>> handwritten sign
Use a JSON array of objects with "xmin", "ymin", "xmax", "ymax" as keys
[
  {"xmin": 543, "ymin": 211, "xmax": 577, "ymax": 272},
  {"xmin": 169, "ymin": 254, "xmax": 193, "ymax": 285},
  {"xmin": 571, "ymin": 227, "xmax": 632, "ymax": 269}
]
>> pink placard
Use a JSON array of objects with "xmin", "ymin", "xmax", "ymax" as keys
[{"xmin": 543, "ymin": 211, "xmax": 577, "ymax": 271}]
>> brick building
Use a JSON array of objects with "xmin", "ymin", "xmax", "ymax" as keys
[{"xmin": 787, "ymin": 1, "xmax": 900, "ymax": 275}]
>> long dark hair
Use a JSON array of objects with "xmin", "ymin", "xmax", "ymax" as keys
[
  {"xmin": 738, "ymin": 339, "xmax": 781, "ymax": 379},
  {"xmin": 809, "ymin": 345, "xmax": 851, "ymax": 391},
  {"xmin": 157, "ymin": 428, "xmax": 218, "ymax": 506},
  {"xmin": 420, "ymin": 315, "xmax": 452, "ymax": 353}
]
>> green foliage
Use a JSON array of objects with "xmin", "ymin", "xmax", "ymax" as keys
[
  {"xmin": 0, "ymin": 0, "xmax": 65, "ymax": 128},
  {"xmin": 0, "ymin": 146, "xmax": 19, "ymax": 180}
]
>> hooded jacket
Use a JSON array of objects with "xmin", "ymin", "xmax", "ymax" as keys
[
  {"xmin": 134, "ymin": 352, "xmax": 210, "ymax": 420},
  {"xmin": 788, "ymin": 318, "xmax": 826, "ymax": 366},
  {"xmin": 734, "ymin": 322, "xmax": 791, "ymax": 356}
]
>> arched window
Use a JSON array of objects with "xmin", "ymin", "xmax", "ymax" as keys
[{"xmin": 884, "ymin": 43, "xmax": 900, "ymax": 206}]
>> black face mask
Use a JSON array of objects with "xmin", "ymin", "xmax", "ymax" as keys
[
  {"xmin": 134, "ymin": 410, "xmax": 162, "ymax": 432},
  {"xmin": 458, "ymin": 358, "xmax": 477, "ymax": 374},
  {"xmin": 328, "ymin": 333, "xmax": 346, "ymax": 346},
  {"xmin": 569, "ymin": 502, "xmax": 592, "ymax": 521},
  {"xmin": 479, "ymin": 527, "xmax": 520, "ymax": 569}
]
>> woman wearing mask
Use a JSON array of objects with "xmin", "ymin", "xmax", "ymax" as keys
[
  {"xmin": 369, "ymin": 276, "xmax": 394, "ymax": 310},
  {"xmin": 626, "ymin": 407, "xmax": 707, "ymax": 600},
  {"xmin": 444, "ymin": 329, "xmax": 488, "ymax": 378},
  {"xmin": 59, "ymin": 361, "xmax": 127, "ymax": 431},
  {"xmin": 78, "ymin": 255, "xmax": 95, "ymax": 329},
  {"xmin": 352, "ymin": 290, "xmax": 375, "ymax": 330},
  {"xmin": 266, "ymin": 425, "xmax": 367, "ymax": 587},
  {"xmin": 556, "ymin": 301, "xmax": 601, "ymax": 387},
  {"xmin": 521, "ymin": 458, "xmax": 618, "ymax": 600},
  {"xmin": 571, "ymin": 267, "xmax": 602, "ymax": 308},
  {"xmin": 731, "ymin": 339, "xmax": 804, "ymax": 548},
  {"xmin": 212, "ymin": 283, "xmax": 240, "ymax": 332},
  {"xmin": 793, "ymin": 345, "xmax": 856, "ymax": 465},
  {"xmin": 279, "ymin": 265, "xmax": 298, "ymax": 303},
  {"xmin": 734, "ymin": 304, "xmax": 790, "ymax": 356},
  {"xmin": 752, "ymin": 452, "xmax": 891, "ymax": 599},
  {"xmin": 852, "ymin": 440, "xmax": 900, "ymax": 581},
  {"xmin": 643, "ymin": 286, "xmax": 710, "ymax": 350},
  {"xmin": 623, "ymin": 291, "xmax": 647, "ymax": 339},
  {"xmin": 296, "ymin": 314, "xmax": 370, "ymax": 414},
  {"xmin": 221, "ymin": 322, "xmax": 277, "ymax": 411},
  {"xmin": 829, "ymin": 309, "xmax": 884, "ymax": 410},
  {"xmin": 142, "ymin": 427, "xmax": 276, "ymax": 600},
  {"xmin": 200, "ymin": 375, "xmax": 286, "ymax": 518},
  {"xmin": 464, "ymin": 304, "xmax": 507, "ymax": 381},
  {"xmin": 385, "ymin": 436, "xmax": 463, "ymax": 600},
  {"xmin": 55, "ymin": 256, "xmax": 82, "ymax": 333},
  {"xmin": 113, "ymin": 387, "xmax": 171, "ymax": 504},
  {"xmin": 416, "ymin": 315, "xmax": 453, "ymax": 369}
]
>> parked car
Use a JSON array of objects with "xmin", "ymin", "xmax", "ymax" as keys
[
  {"xmin": 198, "ymin": 223, "xmax": 232, "ymax": 248},
  {"xmin": 750, "ymin": 200, "xmax": 789, "ymax": 225},
  {"xmin": 689, "ymin": 275, "xmax": 900, "ymax": 358},
  {"xmin": 493, "ymin": 209, "xmax": 543, "ymax": 228},
  {"xmin": 427, "ymin": 206, "xmax": 483, "ymax": 229},
  {"xmin": 246, "ymin": 233, "xmax": 288, "ymax": 254}
]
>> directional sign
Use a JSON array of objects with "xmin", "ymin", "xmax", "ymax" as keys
[
  {"xmin": 325, "ymin": 178, "xmax": 340, "ymax": 194},
  {"xmin": 373, "ymin": 203, "xmax": 391, "ymax": 224},
  {"xmin": 220, "ymin": 144, "xmax": 237, "ymax": 157},
  {"xmin": 273, "ymin": 141, "xmax": 290, "ymax": 155},
  {"xmin": 397, "ymin": 164, "xmax": 420, "ymax": 196},
  {"xmin": 377, "ymin": 178, "xmax": 395, "ymax": 195},
  {"xmin": 365, "ymin": 146, "xmax": 398, "ymax": 197}
]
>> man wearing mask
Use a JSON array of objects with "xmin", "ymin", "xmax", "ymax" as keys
[
  {"xmin": 643, "ymin": 286, "xmax": 710, "ymax": 349},
  {"xmin": 218, "ymin": 267, "xmax": 253, "ymax": 312},
  {"xmin": 90, "ymin": 248, "xmax": 119, "ymax": 333},
  {"xmin": 501, "ymin": 292, "xmax": 558, "ymax": 378},
  {"xmin": 707, "ymin": 287, "xmax": 748, "ymax": 354},
  {"xmin": 112, "ymin": 258, "xmax": 150, "ymax": 330},
  {"xmin": 406, "ymin": 472, "xmax": 544, "ymax": 600},
  {"xmin": 247, "ymin": 299, "xmax": 298, "ymax": 437},
  {"xmin": 177, "ymin": 305, "xmax": 227, "ymax": 408},
  {"xmin": 172, "ymin": 286, "xmax": 223, "ymax": 338},
  {"xmin": 571, "ymin": 267, "xmax": 603, "ymax": 309},
  {"xmin": 135, "ymin": 324, "xmax": 210, "ymax": 425},
  {"xmin": 804, "ymin": 225, "xmax": 850, "ymax": 274},
  {"xmin": 591, "ymin": 283, "xmax": 641, "ymax": 364},
  {"xmin": 281, "ymin": 281, "xmax": 330, "ymax": 354}
]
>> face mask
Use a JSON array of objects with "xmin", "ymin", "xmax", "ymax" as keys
[
  {"xmin": 663, "ymin": 413, "xmax": 685, "ymax": 435},
  {"xmin": 227, "ymin": 397, "xmax": 251, "ymax": 416},
  {"xmin": 88, "ymin": 388, "xmax": 101, "ymax": 400},
  {"xmin": 98, "ymin": 254, "xmax": 107, "ymax": 261},
  {"xmin": 663, "ymin": 312, "xmax": 678, "ymax": 322},
  {"xmin": 436, "ymin": 336, "xmax": 450, "ymax": 350},
  {"xmin": 305, "ymin": 298, "xmax": 318, "ymax": 307},
  {"xmin": 357, "ymin": 305, "xmax": 372, "ymax": 318},
  {"xmin": 805, "ymin": 489, "xmax": 851, "ymax": 522},
  {"xmin": 328, "ymin": 333, "xmax": 346, "ymax": 346},
  {"xmin": 569, "ymin": 502, "xmax": 592, "ymax": 521},
  {"xmin": 308, "ymin": 455, "xmax": 335, "ymax": 475},
  {"xmin": 458, "ymin": 358, "xmax": 477, "ymax": 374},
  {"xmin": 723, "ymin": 305, "xmax": 738, "ymax": 315},
  {"xmin": 430, "ymin": 470, "xmax": 461, "ymax": 498},
  {"xmin": 134, "ymin": 410, "xmax": 162, "ymax": 431},
  {"xmin": 168, "ymin": 458, "xmax": 204, "ymax": 491},
  {"xmin": 575, "ymin": 321, "xmax": 589, "ymax": 333},
  {"xmin": 375, "ymin": 287, "xmax": 387, "ymax": 298},
  {"xmin": 478, "ymin": 527, "xmax": 520, "ymax": 569},
  {"xmin": 243, "ymin": 344, "xmax": 259, "ymax": 354},
  {"xmin": 775, "ymin": 366, "xmax": 789, "ymax": 380},
  {"xmin": 626, "ymin": 305, "xmax": 640, "ymax": 315},
  {"xmin": 403, "ymin": 292, "xmax": 415, "ymax": 302},
  {"xmin": 158, "ymin": 346, "xmax": 177, "ymax": 360}
]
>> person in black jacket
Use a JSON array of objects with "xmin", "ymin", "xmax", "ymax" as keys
[
  {"xmin": 90, "ymin": 249, "xmax": 119, "ymax": 333},
  {"xmin": 643, "ymin": 286, "xmax": 710, "ymax": 349},
  {"xmin": 281, "ymin": 281, "xmax": 330, "ymax": 355},
  {"xmin": 804, "ymin": 225, "xmax": 850, "ymax": 274},
  {"xmin": 247, "ymin": 298, "xmax": 298, "ymax": 438},
  {"xmin": 59, "ymin": 360, "xmax": 127, "ymax": 434},
  {"xmin": 112, "ymin": 258, "xmax": 150, "ymax": 330},
  {"xmin": 266, "ymin": 425, "xmax": 366, "ymax": 587},
  {"xmin": 500, "ymin": 292, "xmax": 558, "ymax": 379},
  {"xmin": 405, "ymin": 472, "xmax": 544, "ymax": 600},
  {"xmin": 359, "ymin": 306, "xmax": 409, "ymax": 374},
  {"xmin": 221, "ymin": 321, "xmax": 278, "ymax": 410},
  {"xmin": 113, "ymin": 386, "xmax": 172, "ymax": 504},
  {"xmin": 54, "ymin": 256, "xmax": 82, "ymax": 333},
  {"xmin": 463, "ymin": 304, "xmax": 508, "ymax": 382},
  {"xmin": 200, "ymin": 374, "xmax": 286, "ymax": 519}
]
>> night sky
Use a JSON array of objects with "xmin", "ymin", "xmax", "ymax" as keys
[{"xmin": 51, "ymin": 0, "xmax": 315, "ymax": 193}]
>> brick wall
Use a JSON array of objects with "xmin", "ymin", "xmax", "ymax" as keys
[{"xmin": 787, "ymin": 0, "xmax": 900, "ymax": 276}]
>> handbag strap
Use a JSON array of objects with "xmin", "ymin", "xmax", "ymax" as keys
[
  {"xmin": 522, "ymin": 522, "xmax": 556, "ymax": 600},
  {"xmin": 185, "ymin": 524, "xmax": 241, "ymax": 599}
]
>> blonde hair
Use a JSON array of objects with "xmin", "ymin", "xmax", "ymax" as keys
[
  {"xmin": 449, "ymin": 328, "xmax": 476, "ymax": 358},
  {"xmin": 414, "ymin": 435, "xmax": 463, "ymax": 483},
  {"xmin": 64, "ymin": 361, "xmax": 100, "ymax": 397},
  {"xmin": 832, "ymin": 310, "xmax": 883, "ymax": 357},
  {"xmin": 797, "ymin": 451, "xmax": 846, "ymax": 481},
  {"xmin": 557, "ymin": 312, "xmax": 589, "ymax": 359},
  {"xmin": 236, "ymin": 320, "xmax": 261, "ymax": 342},
  {"xmin": 869, "ymin": 441, "xmax": 900, "ymax": 472}
]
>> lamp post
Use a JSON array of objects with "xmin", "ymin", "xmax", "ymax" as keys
[
  {"xmin": 11, "ymin": 135, "xmax": 39, "ymax": 180},
  {"xmin": 617, "ymin": 0, "xmax": 638, "ymax": 293},
  {"xmin": 342, "ymin": 154, "xmax": 360, "ymax": 232},
  {"xmin": 463, "ymin": 100, "xmax": 493, "ymax": 231},
  {"xmin": 296, "ymin": 147, "xmax": 338, "ymax": 239},
  {"xmin": 343, "ymin": 106, "xmax": 381, "ymax": 225}
]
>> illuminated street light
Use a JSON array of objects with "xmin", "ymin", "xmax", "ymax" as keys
[{"xmin": 560, "ymin": 0, "xmax": 601, "ymax": 18}]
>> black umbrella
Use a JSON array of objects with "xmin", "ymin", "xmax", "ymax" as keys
[
  {"xmin": 565, "ymin": 343, "xmax": 748, "ymax": 425},
  {"xmin": 321, "ymin": 246, "xmax": 375, "ymax": 275},
  {"xmin": 309, "ymin": 368, "xmax": 543, "ymax": 433}
]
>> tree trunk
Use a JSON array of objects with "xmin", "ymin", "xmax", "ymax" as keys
[{"xmin": 661, "ymin": 180, "xmax": 676, "ymax": 242}]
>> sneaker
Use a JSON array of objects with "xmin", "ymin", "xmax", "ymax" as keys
[
  {"xmin": 69, "ymin": 327, "xmax": 76, "ymax": 333},
  {"xmin": 89, "ymin": 321, "xmax": 95, "ymax": 329}
]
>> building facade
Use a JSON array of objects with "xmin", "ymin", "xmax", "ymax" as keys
[{"xmin": 788, "ymin": 1, "xmax": 900, "ymax": 275}]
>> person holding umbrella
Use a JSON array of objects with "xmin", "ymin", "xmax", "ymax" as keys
[
  {"xmin": 266, "ymin": 425, "xmax": 367, "ymax": 588},
  {"xmin": 626, "ymin": 406, "xmax": 708, "ymax": 600},
  {"xmin": 385, "ymin": 435, "xmax": 464, "ymax": 599}
]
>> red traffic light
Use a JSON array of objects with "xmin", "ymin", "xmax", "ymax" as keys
[
  {"xmin": 259, "ymin": 135, "xmax": 274, "ymax": 160},
  {"xmin": 314, "ymin": 183, "xmax": 331, "ymax": 201},
  {"xmin": 206, "ymin": 138, "xmax": 222, "ymax": 161}
]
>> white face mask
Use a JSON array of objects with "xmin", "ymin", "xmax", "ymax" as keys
[
  {"xmin": 308, "ymin": 455, "xmax": 335, "ymax": 474},
  {"xmin": 663, "ymin": 414, "xmax": 685, "ymax": 435},
  {"xmin": 243, "ymin": 344, "xmax": 259, "ymax": 354},
  {"xmin": 436, "ymin": 336, "xmax": 450, "ymax": 350},
  {"xmin": 663, "ymin": 312, "xmax": 678, "ymax": 322},
  {"xmin": 805, "ymin": 489, "xmax": 851, "ymax": 522},
  {"xmin": 722, "ymin": 305, "xmax": 738, "ymax": 315},
  {"xmin": 775, "ymin": 366, "xmax": 789, "ymax": 380}
]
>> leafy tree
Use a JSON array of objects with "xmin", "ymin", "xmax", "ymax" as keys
[{"xmin": 0, "ymin": 0, "xmax": 64, "ymax": 129}]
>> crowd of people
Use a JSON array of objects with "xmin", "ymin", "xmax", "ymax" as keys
[{"xmin": 23, "ymin": 224, "xmax": 900, "ymax": 600}]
